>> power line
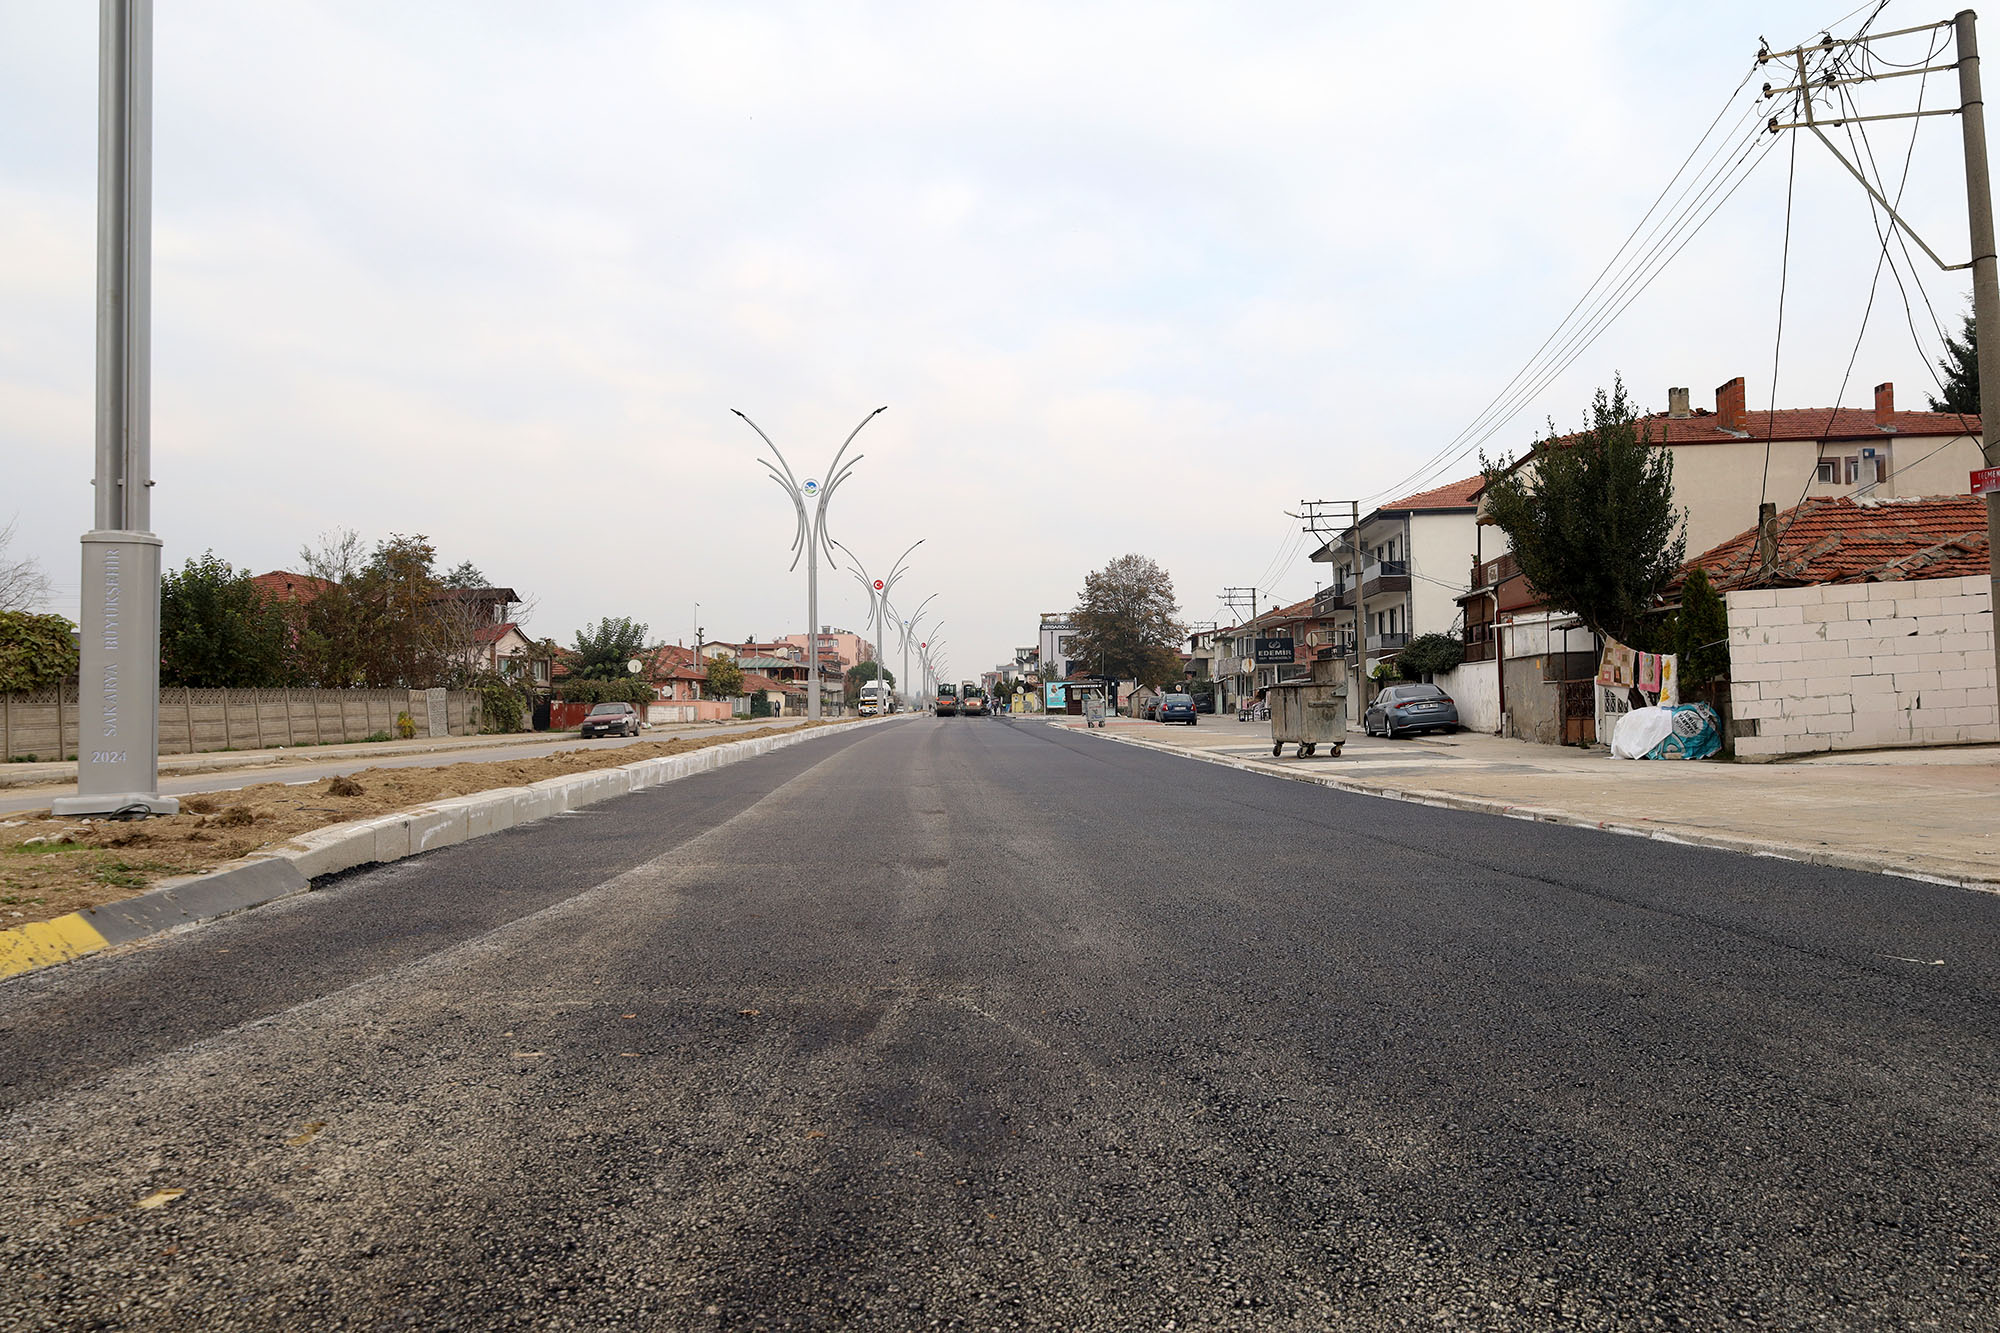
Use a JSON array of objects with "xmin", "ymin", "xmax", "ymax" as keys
[{"xmin": 1368, "ymin": 11, "xmax": 1868, "ymax": 506}]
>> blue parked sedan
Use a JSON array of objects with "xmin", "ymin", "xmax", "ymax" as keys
[
  {"xmin": 1361, "ymin": 683, "xmax": 1460, "ymax": 738},
  {"xmin": 1156, "ymin": 692, "xmax": 1199, "ymax": 725}
]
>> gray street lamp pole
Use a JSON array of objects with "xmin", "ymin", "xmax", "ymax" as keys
[
  {"xmin": 58, "ymin": 0, "xmax": 176, "ymax": 818},
  {"xmin": 734, "ymin": 406, "xmax": 885, "ymax": 721}
]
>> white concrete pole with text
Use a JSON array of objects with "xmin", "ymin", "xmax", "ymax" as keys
[
  {"xmin": 1956, "ymin": 9, "xmax": 2000, "ymax": 719},
  {"xmin": 57, "ymin": 0, "xmax": 177, "ymax": 818}
]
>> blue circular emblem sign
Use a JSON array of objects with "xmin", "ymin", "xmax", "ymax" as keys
[{"xmin": 801, "ymin": 478, "xmax": 820, "ymax": 497}]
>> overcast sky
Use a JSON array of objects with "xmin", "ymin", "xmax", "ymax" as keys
[{"xmin": 0, "ymin": 1, "xmax": 1979, "ymax": 679}]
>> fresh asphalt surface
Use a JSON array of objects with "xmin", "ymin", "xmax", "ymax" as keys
[{"xmin": 2, "ymin": 716, "xmax": 1998, "ymax": 1330}]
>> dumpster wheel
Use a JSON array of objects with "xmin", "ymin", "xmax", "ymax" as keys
[{"xmin": 1271, "ymin": 741, "xmax": 1283, "ymax": 757}]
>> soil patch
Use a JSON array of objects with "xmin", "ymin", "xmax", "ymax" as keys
[{"xmin": 0, "ymin": 723, "xmax": 847, "ymax": 929}]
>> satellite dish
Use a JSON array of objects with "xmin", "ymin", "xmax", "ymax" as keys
[{"xmin": 626, "ymin": 659, "xmax": 643, "ymax": 674}]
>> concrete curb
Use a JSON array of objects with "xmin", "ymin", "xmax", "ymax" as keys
[
  {"xmin": 1080, "ymin": 726, "xmax": 2000, "ymax": 896},
  {"xmin": 1, "ymin": 716, "xmax": 900, "ymax": 982}
]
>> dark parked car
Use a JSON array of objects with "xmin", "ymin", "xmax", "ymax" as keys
[
  {"xmin": 580, "ymin": 701, "xmax": 642, "ymax": 738},
  {"xmin": 1157, "ymin": 692, "xmax": 1198, "ymax": 725},
  {"xmin": 1191, "ymin": 691, "xmax": 1216, "ymax": 714},
  {"xmin": 1362, "ymin": 683, "xmax": 1460, "ymax": 738}
]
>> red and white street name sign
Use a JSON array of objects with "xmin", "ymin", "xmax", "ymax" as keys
[{"xmin": 1973, "ymin": 465, "xmax": 2000, "ymax": 496}]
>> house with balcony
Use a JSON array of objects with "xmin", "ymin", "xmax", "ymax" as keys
[{"xmin": 1308, "ymin": 476, "xmax": 1500, "ymax": 677}]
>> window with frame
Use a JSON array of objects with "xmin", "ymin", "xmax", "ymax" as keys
[{"xmin": 1816, "ymin": 457, "xmax": 1839, "ymax": 484}]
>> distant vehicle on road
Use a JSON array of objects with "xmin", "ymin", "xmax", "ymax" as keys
[
  {"xmin": 858, "ymin": 681, "xmax": 889, "ymax": 717},
  {"xmin": 961, "ymin": 684, "xmax": 990, "ymax": 717},
  {"xmin": 580, "ymin": 702, "xmax": 642, "ymax": 738},
  {"xmin": 1157, "ymin": 693, "xmax": 1198, "ymax": 725},
  {"xmin": 935, "ymin": 684, "xmax": 959, "ymax": 717},
  {"xmin": 1362, "ymin": 683, "xmax": 1460, "ymax": 738}
]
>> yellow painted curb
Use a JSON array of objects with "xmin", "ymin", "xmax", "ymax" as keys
[{"xmin": 0, "ymin": 914, "xmax": 110, "ymax": 979}]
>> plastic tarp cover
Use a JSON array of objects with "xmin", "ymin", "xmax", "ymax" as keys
[{"xmin": 1611, "ymin": 706, "xmax": 1676, "ymax": 759}]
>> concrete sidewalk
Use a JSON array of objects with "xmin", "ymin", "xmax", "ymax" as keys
[
  {"xmin": 0, "ymin": 714, "xmax": 815, "ymax": 792},
  {"xmin": 1052, "ymin": 715, "xmax": 2000, "ymax": 890}
]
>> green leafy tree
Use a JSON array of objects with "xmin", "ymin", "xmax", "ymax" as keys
[
  {"xmin": 440, "ymin": 560, "xmax": 488, "ymax": 589},
  {"xmin": 569, "ymin": 617, "xmax": 650, "ymax": 680},
  {"xmin": 356, "ymin": 534, "xmax": 457, "ymax": 688},
  {"xmin": 1065, "ymin": 554, "xmax": 1187, "ymax": 688},
  {"xmin": 1927, "ymin": 311, "xmax": 1979, "ymax": 415},
  {"xmin": 0, "ymin": 611, "xmax": 78, "ymax": 692},
  {"xmin": 1480, "ymin": 378, "xmax": 1686, "ymax": 649},
  {"xmin": 292, "ymin": 530, "xmax": 373, "ymax": 688},
  {"xmin": 1395, "ymin": 631, "xmax": 1464, "ymax": 681},
  {"xmin": 843, "ymin": 658, "xmax": 894, "ymax": 705},
  {"xmin": 160, "ymin": 552, "xmax": 293, "ymax": 687},
  {"xmin": 703, "ymin": 655, "xmax": 745, "ymax": 698}
]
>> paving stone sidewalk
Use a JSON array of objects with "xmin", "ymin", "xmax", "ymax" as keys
[{"xmin": 1049, "ymin": 714, "xmax": 2000, "ymax": 888}]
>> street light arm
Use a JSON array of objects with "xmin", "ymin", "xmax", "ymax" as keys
[{"xmin": 759, "ymin": 466, "xmax": 810, "ymax": 571}]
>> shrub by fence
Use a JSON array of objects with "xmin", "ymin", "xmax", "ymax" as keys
[{"xmin": 0, "ymin": 686, "xmax": 482, "ymax": 762}]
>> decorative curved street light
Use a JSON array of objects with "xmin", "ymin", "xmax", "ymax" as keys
[
  {"xmin": 835, "ymin": 537, "xmax": 922, "ymax": 712},
  {"xmin": 733, "ymin": 405, "xmax": 886, "ymax": 720},
  {"xmin": 886, "ymin": 591, "xmax": 937, "ymax": 710}
]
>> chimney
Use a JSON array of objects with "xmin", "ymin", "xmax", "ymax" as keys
[
  {"xmin": 1874, "ymin": 381, "xmax": 1895, "ymax": 429},
  {"xmin": 1755, "ymin": 501, "xmax": 1779, "ymax": 579},
  {"xmin": 1667, "ymin": 386, "xmax": 1691, "ymax": 418},
  {"xmin": 1716, "ymin": 376, "xmax": 1747, "ymax": 433}
]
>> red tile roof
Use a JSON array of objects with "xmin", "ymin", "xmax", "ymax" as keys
[
  {"xmin": 1677, "ymin": 494, "xmax": 1991, "ymax": 591},
  {"xmin": 1642, "ymin": 406, "xmax": 1978, "ymax": 444},
  {"xmin": 1381, "ymin": 475, "xmax": 1484, "ymax": 510},
  {"xmin": 250, "ymin": 570, "xmax": 334, "ymax": 602}
]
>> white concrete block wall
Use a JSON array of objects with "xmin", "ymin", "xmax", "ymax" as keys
[
  {"xmin": 1432, "ymin": 658, "xmax": 1500, "ymax": 733},
  {"xmin": 1727, "ymin": 574, "xmax": 1996, "ymax": 760}
]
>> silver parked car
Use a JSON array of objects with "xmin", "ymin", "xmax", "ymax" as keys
[{"xmin": 1362, "ymin": 683, "xmax": 1460, "ymax": 738}]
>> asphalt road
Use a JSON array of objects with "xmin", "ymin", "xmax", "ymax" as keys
[{"xmin": 2, "ymin": 716, "xmax": 1997, "ymax": 1330}]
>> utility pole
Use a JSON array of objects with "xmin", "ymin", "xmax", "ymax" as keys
[
  {"xmin": 58, "ymin": 0, "xmax": 176, "ymax": 818},
  {"xmin": 1291, "ymin": 499, "xmax": 1366, "ymax": 689},
  {"xmin": 1762, "ymin": 10, "xmax": 2000, "ymax": 724},
  {"xmin": 734, "ymin": 406, "xmax": 886, "ymax": 721},
  {"xmin": 1957, "ymin": 10, "xmax": 2000, "ymax": 719}
]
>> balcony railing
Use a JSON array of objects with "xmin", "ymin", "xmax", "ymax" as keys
[
  {"xmin": 1367, "ymin": 632, "xmax": 1410, "ymax": 653},
  {"xmin": 1317, "ymin": 560, "xmax": 1410, "ymax": 613}
]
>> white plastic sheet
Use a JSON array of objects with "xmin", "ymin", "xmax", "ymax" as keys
[{"xmin": 1610, "ymin": 705, "xmax": 1676, "ymax": 760}]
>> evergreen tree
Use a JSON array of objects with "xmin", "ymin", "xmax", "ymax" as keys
[
  {"xmin": 1927, "ymin": 311, "xmax": 1978, "ymax": 415},
  {"xmin": 1480, "ymin": 378, "xmax": 1687, "ymax": 650}
]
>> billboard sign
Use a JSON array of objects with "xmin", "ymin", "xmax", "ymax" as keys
[{"xmin": 1253, "ymin": 637, "xmax": 1296, "ymax": 664}]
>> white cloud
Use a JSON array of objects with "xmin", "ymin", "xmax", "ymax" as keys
[{"xmin": 0, "ymin": 0, "xmax": 1977, "ymax": 665}]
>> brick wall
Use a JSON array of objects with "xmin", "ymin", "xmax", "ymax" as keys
[{"xmin": 1725, "ymin": 574, "xmax": 1996, "ymax": 760}]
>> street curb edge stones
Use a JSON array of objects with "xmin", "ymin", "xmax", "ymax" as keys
[{"xmin": 1, "ymin": 716, "xmax": 901, "ymax": 982}]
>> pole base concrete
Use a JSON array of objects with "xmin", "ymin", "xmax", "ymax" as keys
[{"xmin": 52, "ymin": 791, "xmax": 180, "ymax": 818}]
